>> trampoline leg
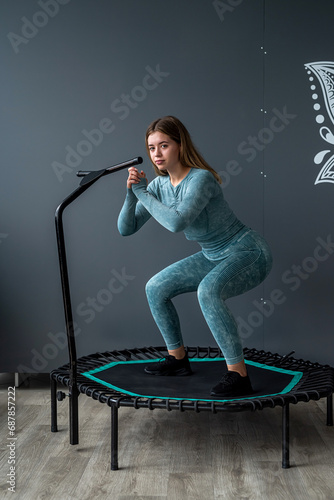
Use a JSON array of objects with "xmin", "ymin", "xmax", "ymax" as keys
[
  {"xmin": 69, "ymin": 385, "xmax": 79, "ymax": 445},
  {"xmin": 111, "ymin": 404, "xmax": 119, "ymax": 471},
  {"xmin": 282, "ymin": 403, "xmax": 290, "ymax": 469},
  {"xmin": 51, "ymin": 376, "xmax": 58, "ymax": 433},
  {"xmin": 327, "ymin": 394, "xmax": 333, "ymax": 426}
]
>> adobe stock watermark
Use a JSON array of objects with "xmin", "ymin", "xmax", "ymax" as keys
[
  {"xmin": 7, "ymin": 0, "xmax": 71, "ymax": 55},
  {"xmin": 213, "ymin": 0, "xmax": 244, "ymax": 22},
  {"xmin": 217, "ymin": 106, "xmax": 297, "ymax": 188},
  {"xmin": 237, "ymin": 234, "xmax": 334, "ymax": 339},
  {"xmin": 16, "ymin": 267, "xmax": 135, "ymax": 374},
  {"xmin": 52, "ymin": 64, "xmax": 170, "ymax": 183}
]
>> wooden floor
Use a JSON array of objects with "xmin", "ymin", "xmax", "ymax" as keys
[{"xmin": 1, "ymin": 375, "xmax": 334, "ymax": 500}]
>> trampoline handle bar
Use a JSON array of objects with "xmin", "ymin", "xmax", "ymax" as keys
[
  {"xmin": 55, "ymin": 154, "xmax": 142, "ymax": 447},
  {"xmin": 77, "ymin": 156, "xmax": 143, "ymax": 177}
]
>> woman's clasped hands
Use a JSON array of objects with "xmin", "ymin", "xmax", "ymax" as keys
[{"xmin": 127, "ymin": 167, "xmax": 147, "ymax": 189}]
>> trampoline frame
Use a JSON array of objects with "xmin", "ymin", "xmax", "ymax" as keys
[
  {"xmin": 51, "ymin": 163, "xmax": 334, "ymax": 470},
  {"xmin": 51, "ymin": 345, "xmax": 334, "ymax": 470}
]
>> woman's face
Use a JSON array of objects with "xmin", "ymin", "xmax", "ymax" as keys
[{"xmin": 147, "ymin": 131, "xmax": 181, "ymax": 173}]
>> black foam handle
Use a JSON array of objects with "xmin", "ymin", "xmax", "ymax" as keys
[{"xmin": 77, "ymin": 156, "xmax": 143, "ymax": 177}]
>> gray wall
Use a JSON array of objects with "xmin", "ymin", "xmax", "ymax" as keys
[{"xmin": 1, "ymin": 0, "xmax": 333, "ymax": 373}]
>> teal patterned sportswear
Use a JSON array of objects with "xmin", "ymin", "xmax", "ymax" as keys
[{"xmin": 118, "ymin": 168, "xmax": 272, "ymax": 364}]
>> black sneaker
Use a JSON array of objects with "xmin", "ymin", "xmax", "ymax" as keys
[
  {"xmin": 210, "ymin": 371, "xmax": 253, "ymax": 398},
  {"xmin": 144, "ymin": 354, "xmax": 193, "ymax": 376}
]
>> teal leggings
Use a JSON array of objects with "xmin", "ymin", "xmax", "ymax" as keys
[{"xmin": 145, "ymin": 230, "xmax": 273, "ymax": 365}]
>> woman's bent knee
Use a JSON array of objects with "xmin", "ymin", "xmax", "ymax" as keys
[{"xmin": 145, "ymin": 275, "xmax": 158, "ymax": 300}]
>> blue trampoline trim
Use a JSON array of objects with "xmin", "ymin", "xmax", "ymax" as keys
[{"xmin": 81, "ymin": 357, "xmax": 303, "ymax": 403}]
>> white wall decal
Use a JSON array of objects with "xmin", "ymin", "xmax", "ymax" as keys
[{"xmin": 305, "ymin": 61, "xmax": 334, "ymax": 185}]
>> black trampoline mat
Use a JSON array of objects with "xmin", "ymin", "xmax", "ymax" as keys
[{"xmin": 81, "ymin": 357, "xmax": 303, "ymax": 402}]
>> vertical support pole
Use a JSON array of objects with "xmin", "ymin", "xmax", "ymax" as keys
[
  {"xmin": 56, "ymin": 193, "xmax": 86, "ymax": 446},
  {"xmin": 282, "ymin": 403, "xmax": 290, "ymax": 469},
  {"xmin": 327, "ymin": 393, "xmax": 333, "ymax": 426},
  {"xmin": 53, "ymin": 162, "xmax": 141, "ymax": 451},
  {"xmin": 50, "ymin": 375, "xmax": 58, "ymax": 432},
  {"xmin": 111, "ymin": 404, "xmax": 119, "ymax": 470}
]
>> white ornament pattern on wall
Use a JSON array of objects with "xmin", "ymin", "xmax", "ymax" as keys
[{"xmin": 305, "ymin": 61, "xmax": 334, "ymax": 185}]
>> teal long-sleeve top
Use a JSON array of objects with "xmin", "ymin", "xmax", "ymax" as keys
[{"xmin": 117, "ymin": 167, "xmax": 246, "ymax": 261}]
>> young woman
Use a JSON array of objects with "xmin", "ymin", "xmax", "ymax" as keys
[{"xmin": 117, "ymin": 116, "xmax": 272, "ymax": 397}]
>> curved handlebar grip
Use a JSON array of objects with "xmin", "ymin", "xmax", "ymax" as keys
[{"xmin": 77, "ymin": 156, "xmax": 143, "ymax": 177}]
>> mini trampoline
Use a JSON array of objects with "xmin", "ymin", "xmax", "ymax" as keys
[{"xmin": 51, "ymin": 160, "xmax": 334, "ymax": 470}]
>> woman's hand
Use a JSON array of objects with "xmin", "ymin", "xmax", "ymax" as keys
[{"xmin": 127, "ymin": 167, "xmax": 147, "ymax": 189}]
